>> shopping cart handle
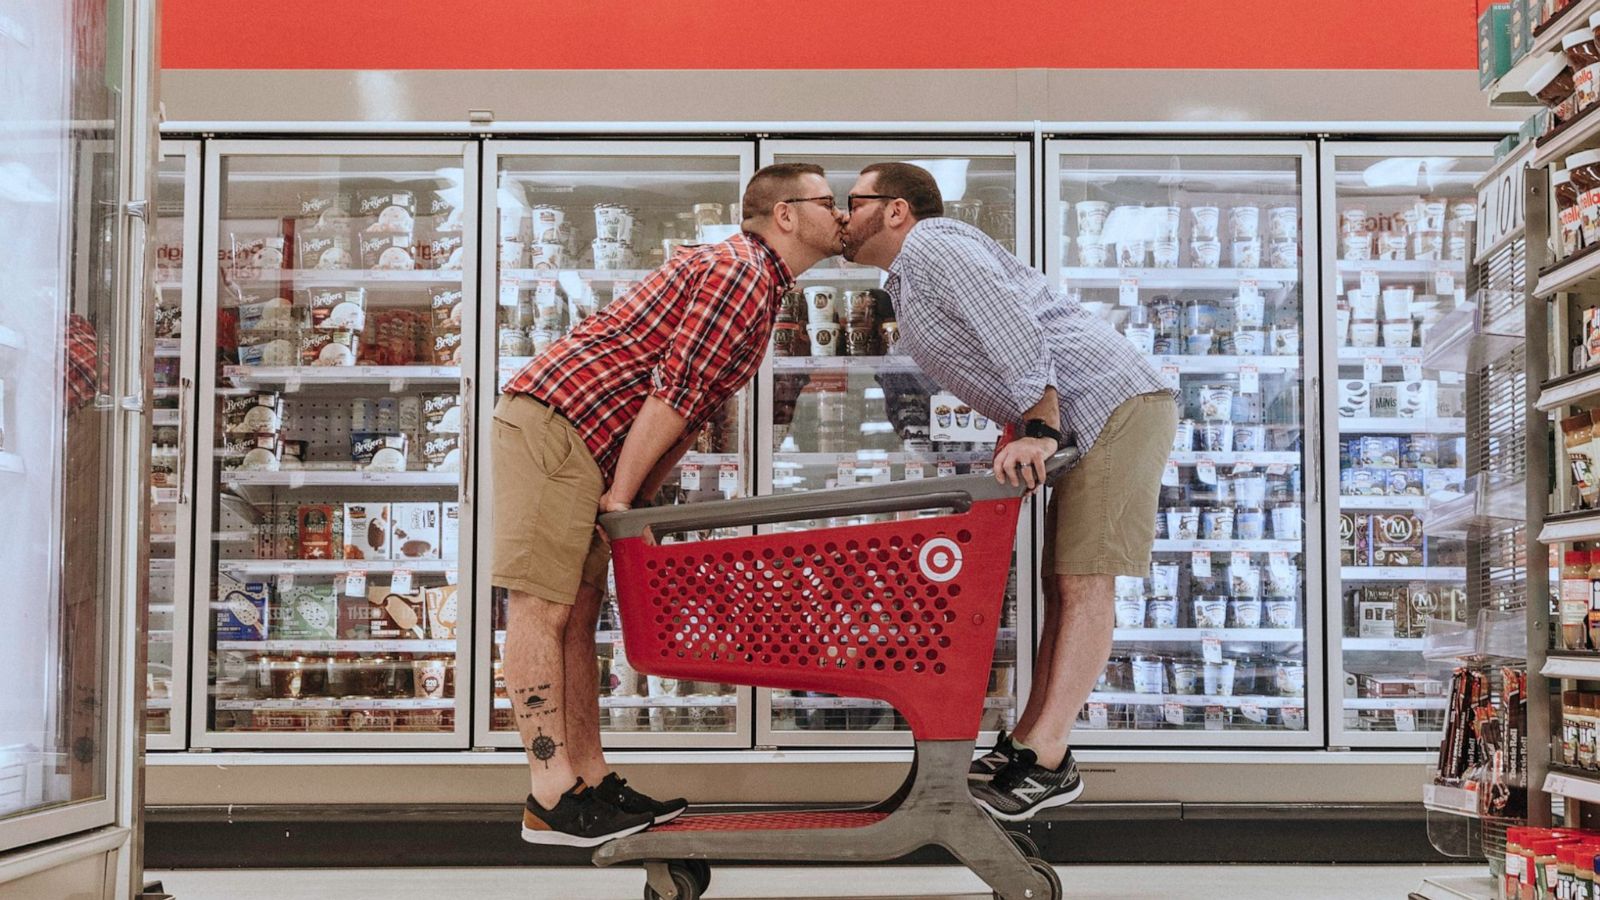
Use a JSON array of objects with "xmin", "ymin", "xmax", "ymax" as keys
[{"xmin": 599, "ymin": 449, "xmax": 1076, "ymax": 541}]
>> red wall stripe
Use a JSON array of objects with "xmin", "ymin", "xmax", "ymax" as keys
[{"xmin": 162, "ymin": 1, "xmax": 1478, "ymax": 71}]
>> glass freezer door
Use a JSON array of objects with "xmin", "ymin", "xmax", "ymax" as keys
[
  {"xmin": 476, "ymin": 141, "xmax": 756, "ymax": 750},
  {"xmin": 1320, "ymin": 142, "xmax": 1494, "ymax": 749},
  {"xmin": 192, "ymin": 141, "xmax": 479, "ymax": 749},
  {"xmin": 1046, "ymin": 140, "xmax": 1323, "ymax": 747},
  {"xmin": 756, "ymin": 140, "xmax": 1033, "ymax": 748}
]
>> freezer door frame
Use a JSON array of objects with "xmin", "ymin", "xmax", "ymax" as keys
[
  {"xmin": 753, "ymin": 137, "xmax": 1036, "ymax": 748},
  {"xmin": 1044, "ymin": 138, "xmax": 1326, "ymax": 748},
  {"xmin": 1316, "ymin": 139, "xmax": 1497, "ymax": 750},
  {"xmin": 191, "ymin": 139, "xmax": 480, "ymax": 750},
  {"xmin": 473, "ymin": 138, "xmax": 759, "ymax": 750},
  {"xmin": 146, "ymin": 138, "xmax": 205, "ymax": 752}
]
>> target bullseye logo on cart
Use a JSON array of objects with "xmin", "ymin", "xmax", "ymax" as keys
[{"xmin": 918, "ymin": 538, "xmax": 962, "ymax": 583}]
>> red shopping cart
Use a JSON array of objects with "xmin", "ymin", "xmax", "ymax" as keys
[{"xmin": 593, "ymin": 451, "xmax": 1075, "ymax": 900}]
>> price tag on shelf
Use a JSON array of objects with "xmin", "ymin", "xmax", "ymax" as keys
[
  {"xmin": 1160, "ymin": 364, "xmax": 1180, "ymax": 391},
  {"xmin": 718, "ymin": 463, "xmax": 741, "ymax": 498},
  {"xmin": 1402, "ymin": 356, "xmax": 1423, "ymax": 382},
  {"xmin": 1269, "ymin": 551, "xmax": 1293, "ymax": 582},
  {"xmin": 444, "ymin": 569, "xmax": 458, "ymax": 585},
  {"xmin": 1266, "ymin": 464, "xmax": 1288, "ymax": 476},
  {"xmin": 1239, "ymin": 365, "xmax": 1259, "ymax": 395},
  {"xmin": 1087, "ymin": 703, "xmax": 1109, "ymax": 730},
  {"xmin": 1196, "ymin": 458, "xmax": 1217, "ymax": 485},
  {"xmin": 1237, "ymin": 281, "xmax": 1264, "ymax": 327},
  {"xmin": 837, "ymin": 460, "xmax": 857, "ymax": 485},
  {"xmin": 279, "ymin": 571, "xmax": 296, "ymax": 590},
  {"xmin": 1161, "ymin": 460, "xmax": 1180, "ymax": 487},
  {"xmin": 1454, "ymin": 286, "xmax": 1467, "ymax": 306},
  {"xmin": 1230, "ymin": 551, "xmax": 1251, "ymax": 581},
  {"xmin": 680, "ymin": 464, "xmax": 702, "ymax": 492},
  {"xmin": 1119, "ymin": 278, "xmax": 1139, "ymax": 307},
  {"xmin": 1164, "ymin": 702, "xmax": 1186, "ymax": 726},
  {"xmin": 362, "ymin": 471, "xmax": 393, "ymax": 484},
  {"xmin": 1205, "ymin": 706, "xmax": 1226, "ymax": 731},
  {"xmin": 499, "ymin": 278, "xmax": 521, "ymax": 306},
  {"xmin": 1363, "ymin": 356, "xmax": 1383, "ymax": 383},
  {"xmin": 1240, "ymin": 701, "xmax": 1268, "ymax": 724},
  {"xmin": 904, "ymin": 461, "xmax": 925, "ymax": 480},
  {"xmin": 389, "ymin": 378, "xmax": 407, "ymax": 393},
  {"xmin": 1433, "ymin": 270, "xmax": 1455, "ymax": 295},
  {"xmin": 288, "ymin": 471, "xmax": 306, "ymax": 489},
  {"xmin": 1202, "ymin": 635, "xmax": 1223, "ymax": 664},
  {"xmin": 390, "ymin": 569, "xmax": 413, "ymax": 594},
  {"xmin": 1191, "ymin": 551, "xmax": 1212, "ymax": 579},
  {"xmin": 936, "ymin": 461, "xmax": 958, "ymax": 479},
  {"xmin": 343, "ymin": 570, "xmax": 367, "ymax": 597},
  {"xmin": 1394, "ymin": 708, "xmax": 1417, "ymax": 732},
  {"xmin": 1360, "ymin": 269, "xmax": 1380, "ymax": 296},
  {"xmin": 284, "ymin": 374, "xmax": 302, "ymax": 393}
]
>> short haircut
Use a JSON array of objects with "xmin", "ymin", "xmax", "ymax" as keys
[
  {"xmin": 860, "ymin": 162, "xmax": 944, "ymax": 220},
  {"xmin": 741, "ymin": 162, "xmax": 828, "ymax": 222}
]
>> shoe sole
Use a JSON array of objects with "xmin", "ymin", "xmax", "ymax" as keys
[
  {"xmin": 653, "ymin": 807, "xmax": 686, "ymax": 825},
  {"xmin": 520, "ymin": 818, "xmax": 651, "ymax": 847},
  {"xmin": 974, "ymin": 780, "xmax": 1085, "ymax": 822},
  {"xmin": 967, "ymin": 772, "xmax": 996, "ymax": 783}
]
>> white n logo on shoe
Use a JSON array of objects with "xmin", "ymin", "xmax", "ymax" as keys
[{"xmin": 1011, "ymin": 778, "xmax": 1051, "ymax": 802}]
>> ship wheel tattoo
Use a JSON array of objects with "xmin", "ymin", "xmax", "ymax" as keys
[{"xmin": 530, "ymin": 727, "xmax": 563, "ymax": 769}]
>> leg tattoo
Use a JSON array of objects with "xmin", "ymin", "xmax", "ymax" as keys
[{"xmin": 530, "ymin": 726, "xmax": 564, "ymax": 770}]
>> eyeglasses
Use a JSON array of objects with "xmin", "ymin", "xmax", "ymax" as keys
[
  {"xmin": 846, "ymin": 193, "xmax": 901, "ymax": 212},
  {"xmin": 781, "ymin": 196, "xmax": 838, "ymax": 211}
]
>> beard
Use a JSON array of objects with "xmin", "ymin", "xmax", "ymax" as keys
[
  {"xmin": 841, "ymin": 208, "xmax": 885, "ymax": 262},
  {"xmin": 798, "ymin": 213, "xmax": 845, "ymax": 258}
]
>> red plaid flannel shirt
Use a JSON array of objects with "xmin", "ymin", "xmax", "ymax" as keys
[{"xmin": 503, "ymin": 232, "xmax": 792, "ymax": 481}]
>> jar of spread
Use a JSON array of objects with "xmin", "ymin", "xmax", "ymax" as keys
[
  {"xmin": 1568, "ymin": 29, "xmax": 1600, "ymax": 111},
  {"xmin": 1557, "ymin": 168, "xmax": 1584, "ymax": 258},
  {"xmin": 1569, "ymin": 150, "xmax": 1600, "ymax": 248},
  {"xmin": 1528, "ymin": 53, "xmax": 1578, "ymax": 127}
]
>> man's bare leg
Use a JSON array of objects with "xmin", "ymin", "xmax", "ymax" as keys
[
  {"xmin": 1011, "ymin": 573, "xmax": 1115, "ymax": 770},
  {"xmin": 1011, "ymin": 575, "xmax": 1060, "ymax": 739},
  {"xmin": 562, "ymin": 581, "xmax": 608, "ymax": 786},
  {"xmin": 505, "ymin": 590, "xmax": 576, "ymax": 808}
]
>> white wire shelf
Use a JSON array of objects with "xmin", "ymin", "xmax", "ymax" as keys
[
  {"xmin": 795, "ymin": 267, "xmax": 886, "ymax": 284},
  {"xmin": 493, "ymin": 695, "xmax": 740, "ymax": 709},
  {"xmin": 770, "ymin": 356, "xmax": 921, "ymax": 373},
  {"xmin": 1340, "ymin": 566, "xmax": 1466, "ymax": 583},
  {"xmin": 219, "ymin": 559, "xmax": 459, "ymax": 576},
  {"xmin": 1167, "ymin": 452, "xmax": 1301, "ymax": 467},
  {"xmin": 146, "ymin": 698, "xmax": 173, "ymax": 711},
  {"xmin": 768, "ymin": 696, "xmax": 1015, "ymax": 710},
  {"xmin": 222, "ymin": 366, "xmax": 462, "ymax": 387},
  {"xmin": 1335, "ymin": 347, "xmax": 1424, "ymax": 363},
  {"xmin": 214, "ymin": 698, "xmax": 454, "ymax": 711},
  {"xmin": 1151, "ymin": 540, "xmax": 1300, "ymax": 554},
  {"xmin": 1086, "ymin": 692, "xmax": 1302, "ymax": 708},
  {"xmin": 151, "ymin": 409, "xmax": 180, "ymax": 427},
  {"xmin": 215, "ymin": 640, "xmax": 454, "ymax": 653},
  {"xmin": 1060, "ymin": 267, "xmax": 1298, "ymax": 289},
  {"xmin": 773, "ymin": 451, "xmax": 993, "ymax": 466},
  {"xmin": 1335, "ymin": 418, "xmax": 1466, "ymax": 435},
  {"xmin": 1342, "ymin": 697, "xmax": 1447, "ymax": 710},
  {"xmin": 1334, "ymin": 259, "xmax": 1468, "ymax": 282},
  {"xmin": 154, "ymin": 338, "xmax": 182, "ymax": 359},
  {"xmin": 1342, "ymin": 638, "xmax": 1426, "ymax": 652},
  {"xmin": 228, "ymin": 270, "xmax": 463, "ymax": 289},
  {"xmin": 1111, "ymin": 628, "xmax": 1301, "ymax": 643},
  {"xmin": 1337, "ymin": 495, "xmax": 1429, "ymax": 511},
  {"xmin": 1147, "ymin": 355, "xmax": 1301, "ymax": 374},
  {"xmin": 221, "ymin": 470, "xmax": 460, "ymax": 487}
]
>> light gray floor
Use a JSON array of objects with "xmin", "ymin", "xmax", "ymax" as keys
[{"xmin": 151, "ymin": 863, "xmax": 1486, "ymax": 899}]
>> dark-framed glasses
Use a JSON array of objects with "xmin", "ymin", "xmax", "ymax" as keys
[
  {"xmin": 846, "ymin": 193, "xmax": 900, "ymax": 212},
  {"xmin": 781, "ymin": 196, "xmax": 838, "ymax": 211}
]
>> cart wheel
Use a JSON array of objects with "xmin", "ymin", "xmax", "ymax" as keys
[
  {"xmin": 643, "ymin": 864, "xmax": 701, "ymax": 900},
  {"xmin": 684, "ymin": 859, "xmax": 711, "ymax": 893},
  {"xmin": 1005, "ymin": 830, "xmax": 1040, "ymax": 860},
  {"xmin": 993, "ymin": 857, "xmax": 1061, "ymax": 900}
]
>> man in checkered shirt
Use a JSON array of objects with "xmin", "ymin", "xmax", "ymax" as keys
[{"xmin": 842, "ymin": 162, "xmax": 1178, "ymax": 821}]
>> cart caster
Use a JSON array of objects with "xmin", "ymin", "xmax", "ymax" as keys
[
  {"xmin": 684, "ymin": 859, "xmax": 711, "ymax": 894},
  {"xmin": 1005, "ymin": 829, "xmax": 1040, "ymax": 860},
  {"xmin": 643, "ymin": 862, "xmax": 702, "ymax": 900},
  {"xmin": 993, "ymin": 857, "xmax": 1062, "ymax": 900}
]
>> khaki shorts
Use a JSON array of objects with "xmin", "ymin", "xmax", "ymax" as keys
[
  {"xmin": 490, "ymin": 394, "xmax": 610, "ymax": 604},
  {"xmin": 1041, "ymin": 392, "xmax": 1179, "ymax": 578}
]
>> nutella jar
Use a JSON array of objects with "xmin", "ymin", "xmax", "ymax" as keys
[
  {"xmin": 1569, "ymin": 150, "xmax": 1600, "ymax": 248},
  {"xmin": 1528, "ymin": 53, "xmax": 1578, "ymax": 127},
  {"xmin": 1567, "ymin": 29, "xmax": 1600, "ymax": 111},
  {"xmin": 1557, "ymin": 168, "xmax": 1584, "ymax": 257}
]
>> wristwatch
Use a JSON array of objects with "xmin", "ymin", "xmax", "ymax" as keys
[{"xmin": 1023, "ymin": 418, "xmax": 1064, "ymax": 448}]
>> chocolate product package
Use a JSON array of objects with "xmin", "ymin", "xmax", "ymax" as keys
[
  {"xmin": 300, "ymin": 191, "xmax": 354, "ymax": 230},
  {"xmin": 1338, "ymin": 512, "xmax": 1364, "ymax": 566},
  {"xmin": 351, "ymin": 432, "xmax": 408, "ymax": 472},
  {"xmin": 216, "ymin": 573, "xmax": 270, "ymax": 640},
  {"xmin": 221, "ymin": 392, "xmax": 283, "ymax": 435},
  {"xmin": 296, "ymin": 504, "xmax": 337, "ymax": 560},
  {"xmin": 300, "ymin": 329, "xmax": 359, "ymax": 367},
  {"xmin": 1564, "ymin": 413, "xmax": 1599, "ymax": 508},
  {"xmin": 1337, "ymin": 380, "xmax": 1370, "ymax": 418},
  {"xmin": 392, "ymin": 502, "xmax": 441, "ymax": 560},
  {"xmin": 1371, "ymin": 513, "xmax": 1424, "ymax": 566},
  {"xmin": 424, "ymin": 584, "xmax": 459, "ymax": 640},
  {"xmin": 1386, "ymin": 468, "xmax": 1424, "ymax": 496},
  {"xmin": 358, "ymin": 190, "xmax": 416, "ymax": 234},
  {"xmin": 296, "ymin": 231, "xmax": 354, "ymax": 270},
  {"xmin": 1402, "ymin": 584, "xmax": 1443, "ymax": 639},
  {"xmin": 1369, "ymin": 382, "xmax": 1400, "ymax": 418},
  {"xmin": 366, "ymin": 584, "xmax": 427, "ymax": 639},
  {"xmin": 274, "ymin": 584, "xmax": 339, "ymax": 640},
  {"xmin": 342, "ymin": 502, "xmax": 391, "ymax": 561},
  {"xmin": 337, "ymin": 592, "xmax": 386, "ymax": 640},
  {"xmin": 432, "ymin": 327, "xmax": 463, "ymax": 366},
  {"xmin": 1435, "ymin": 383, "xmax": 1466, "ymax": 419},
  {"xmin": 360, "ymin": 233, "xmax": 417, "ymax": 271},
  {"xmin": 1357, "ymin": 435, "xmax": 1401, "ymax": 468},
  {"xmin": 441, "ymin": 501, "xmax": 460, "ymax": 561},
  {"xmin": 221, "ymin": 433, "xmax": 281, "ymax": 472},
  {"xmin": 1424, "ymin": 467, "xmax": 1467, "ymax": 495},
  {"xmin": 422, "ymin": 392, "xmax": 461, "ymax": 434},
  {"xmin": 1402, "ymin": 435, "xmax": 1442, "ymax": 468},
  {"xmin": 423, "ymin": 433, "xmax": 461, "ymax": 473},
  {"xmin": 306, "ymin": 287, "xmax": 366, "ymax": 331},
  {"xmin": 153, "ymin": 302, "xmax": 182, "ymax": 339},
  {"xmin": 227, "ymin": 231, "xmax": 286, "ymax": 278},
  {"xmin": 430, "ymin": 287, "xmax": 464, "ymax": 331},
  {"xmin": 1344, "ymin": 468, "xmax": 1385, "ymax": 496},
  {"xmin": 1356, "ymin": 590, "xmax": 1399, "ymax": 638},
  {"xmin": 420, "ymin": 232, "xmax": 464, "ymax": 271}
]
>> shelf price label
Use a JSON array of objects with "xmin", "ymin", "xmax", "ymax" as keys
[
  {"xmin": 1237, "ymin": 280, "xmax": 1264, "ymax": 326},
  {"xmin": 1360, "ymin": 269, "xmax": 1380, "ymax": 296},
  {"xmin": 1202, "ymin": 635, "xmax": 1223, "ymax": 664},
  {"xmin": 1191, "ymin": 551, "xmax": 1212, "ymax": 579},
  {"xmin": 679, "ymin": 463, "xmax": 701, "ymax": 492},
  {"xmin": 1433, "ymin": 270, "xmax": 1455, "ymax": 295},
  {"xmin": 1239, "ymin": 364, "xmax": 1259, "ymax": 395},
  {"xmin": 1161, "ymin": 460, "xmax": 1180, "ymax": 487},
  {"xmin": 499, "ymin": 278, "xmax": 521, "ymax": 307},
  {"xmin": 1119, "ymin": 278, "xmax": 1139, "ymax": 307},
  {"xmin": 1205, "ymin": 706, "xmax": 1226, "ymax": 731},
  {"xmin": 1160, "ymin": 365, "xmax": 1180, "ymax": 391},
  {"xmin": 936, "ymin": 461, "xmax": 958, "ymax": 479},
  {"xmin": 1268, "ymin": 551, "xmax": 1294, "ymax": 582},
  {"xmin": 1164, "ymin": 702, "xmax": 1186, "ymax": 726},
  {"xmin": 1230, "ymin": 551, "xmax": 1252, "ymax": 582},
  {"xmin": 718, "ymin": 463, "xmax": 741, "ymax": 497},
  {"xmin": 1402, "ymin": 355, "xmax": 1423, "ymax": 382},
  {"xmin": 1196, "ymin": 458, "xmax": 1218, "ymax": 485},
  {"xmin": 279, "ymin": 571, "xmax": 296, "ymax": 590},
  {"xmin": 837, "ymin": 460, "xmax": 857, "ymax": 486},
  {"xmin": 1394, "ymin": 708, "xmax": 1417, "ymax": 733},
  {"xmin": 342, "ymin": 570, "xmax": 367, "ymax": 597},
  {"xmin": 444, "ymin": 569, "xmax": 459, "ymax": 585},
  {"xmin": 390, "ymin": 569, "xmax": 413, "ymax": 594},
  {"xmin": 1087, "ymin": 703, "xmax": 1109, "ymax": 730},
  {"xmin": 904, "ymin": 461, "xmax": 926, "ymax": 480},
  {"xmin": 1363, "ymin": 356, "xmax": 1383, "ymax": 383}
]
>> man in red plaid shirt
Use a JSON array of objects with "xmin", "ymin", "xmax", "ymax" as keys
[{"xmin": 496, "ymin": 163, "xmax": 845, "ymax": 846}]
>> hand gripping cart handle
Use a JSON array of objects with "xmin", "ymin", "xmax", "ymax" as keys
[{"xmin": 594, "ymin": 450, "xmax": 1077, "ymax": 900}]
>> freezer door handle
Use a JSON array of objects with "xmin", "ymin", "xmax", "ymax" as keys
[
  {"xmin": 461, "ymin": 374, "xmax": 474, "ymax": 508},
  {"xmin": 177, "ymin": 375, "xmax": 192, "ymax": 506},
  {"xmin": 1309, "ymin": 375, "xmax": 1321, "ymax": 504}
]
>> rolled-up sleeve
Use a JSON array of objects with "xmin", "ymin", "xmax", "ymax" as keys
[{"xmin": 650, "ymin": 256, "xmax": 765, "ymax": 425}]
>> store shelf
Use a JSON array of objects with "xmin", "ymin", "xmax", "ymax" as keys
[
  {"xmin": 0, "ymin": 451, "xmax": 24, "ymax": 476},
  {"xmin": 1541, "ymin": 654, "xmax": 1600, "ymax": 680},
  {"xmin": 1537, "ymin": 367, "xmax": 1600, "ymax": 411},
  {"xmin": 492, "ymin": 695, "xmax": 739, "ymax": 709},
  {"xmin": 1148, "ymin": 355, "xmax": 1300, "ymax": 374},
  {"xmin": 1060, "ymin": 267, "xmax": 1298, "ymax": 289},
  {"xmin": 151, "ymin": 409, "xmax": 180, "ymax": 427},
  {"xmin": 1335, "ymin": 259, "xmax": 1468, "ymax": 280},
  {"xmin": 1338, "ymin": 495, "xmax": 1429, "ymax": 511},
  {"xmin": 1343, "ymin": 638, "xmax": 1426, "ymax": 652},
  {"xmin": 1167, "ymin": 451, "xmax": 1301, "ymax": 467},
  {"xmin": 230, "ymin": 270, "xmax": 463, "ymax": 289},
  {"xmin": 1110, "ymin": 628, "xmax": 1301, "ymax": 643},
  {"xmin": 796, "ymin": 267, "xmax": 885, "ymax": 284},
  {"xmin": 1545, "ymin": 768, "xmax": 1600, "ymax": 805},
  {"xmin": 1151, "ymin": 540, "xmax": 1301, "ymax": 554},
  {"xmin": 150, "ymin": 487, "xmax": 178, "ymax": 505},
  {"xmin": 680, "ymin": 453, "xmax": 740, "ymax": 466},
  {"xmin": 1420, "ymin": 304, "xmax": 1524, "ymax": 373},
  {"xmin": 1340, "ymin": 566, "xmax": 1466, "ymax": 583},
  {"xmin": 219, "ymin": 559, "xmax": 459, "ymax": 576},
  {"xmin": 150, "ymin": 532, "xmax": 177, "ymax": 544},
  {"xmin": 153, "ymin": 338, "xmax": 182, "ymax": 359},
  {"xmin": 1422, "ymin": 782, "xmax": 1481, "ymax": 818},
  {"xmin": 771, "ymin": 356, "xmax": 920, "ymax": 373},
  {"xmin": 1541, "ymin": 509, "xmax": 1600, "ymax": 544},
  {"xmin": 221, "ymin": 366, "xmax": 462, "ymax": 387},
  {"xmin": 222, "ymin": 469, "xmax": 459, "ymax": 487},
  {"xmin": 214, "ymin": 698, "xmax": 454, "ymax": 711},
  {"xmin": 146, "ymin": 698, "xmax": 173, "ymax": 711},
  {"xmin": 774, "ymin": 451, "xmax": 993, "ymax": 466},
  {"xmin": 1086, "ymin": 692, "xmax": 1301, "ymax": 708},
  {"xmin": 215, "ymin": 640, "xmax": 454, "ymax": 653},
  {"xmin": 1535, "ymin": 99, "xmax": 1600, "ymax": 170},
  {"xmin": 1535, "ymin": 240, "xmax": 1600, "ymax": 298},
  {"xmin": 1336, "ymin": 347, "xmax": 1423, "ymax": 363},
  {"xmin": 1342, "ymin": 697, "xmax": 1447, "ymax": 710},
  {"xmin": 1336, "ymin": 418, "xmax": 1466, "ymax": 435},
  {"xmin": 1412, "ymin": 874, "xmax": 1498, "ymax": 900}
]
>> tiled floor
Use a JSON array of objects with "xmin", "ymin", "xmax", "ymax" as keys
[{"xmin": 151, "ymin": 863, "xmax": 1486, "ymax": 899}]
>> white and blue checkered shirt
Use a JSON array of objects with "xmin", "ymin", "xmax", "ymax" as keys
[{"xmin": 884, "ymin": 217, "xmax": 1170, "ymax": 452}]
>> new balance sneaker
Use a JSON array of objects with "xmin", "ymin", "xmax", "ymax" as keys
[
  {"xmin": 592, "ymin": 772, "xmax": 689, "ymax": 825},
  {"xmin": 968, "ymin": 730, "xmax": 1017, "ymax": 782},
  {"xmin": 521, "ymin": 779, "xmax": 654, "ymax": 847},
  {"xmin": 970, "ymin": 747, "xmax": 1084, "ymax": 822}
]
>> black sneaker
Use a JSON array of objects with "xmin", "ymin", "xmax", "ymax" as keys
[
  {"xmin": 970, "ymin": 747, "xmax": 1084, "ymax": 822},
  {"xmin": 968, "ymin": 730, "xmax": 1017, "ymax": 782},
  {"xmin": 591, "ymin": 772, "xmax": 689, "ymax": 825},
  {"xmin": 521, "ymin": 779, "xmax": 653, "ymax": 847}
]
